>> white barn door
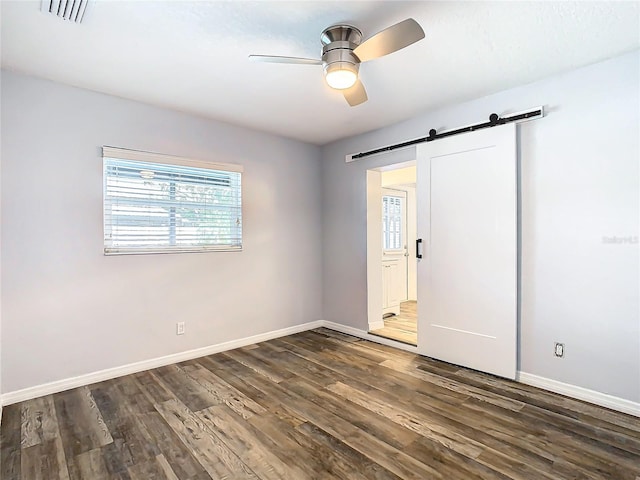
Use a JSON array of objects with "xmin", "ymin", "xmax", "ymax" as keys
[{"xmin": 416, "ymin": 123, "xmax": 517, "ymax": 379}]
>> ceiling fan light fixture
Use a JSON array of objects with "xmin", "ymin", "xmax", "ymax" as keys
[
  {"xmin": 250, "ymin": 18, "xmax": 425, "ymax": 106},
  {"xmin": 325, "ymin": 62, "xmax": 358, "ymax": 90}
]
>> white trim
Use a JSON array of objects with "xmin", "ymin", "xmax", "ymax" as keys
[
  {"xmin": 2, "ymin": 319, "xmax": 637, "ymax": 418},
  {"xmin": 368, "ymin": 320, "xmax": 385, "ymax": 330},
  {"xmin": 104, "ymin": 245, "xmax": 242, "ymax": 256},
  {"xmin": 518, "ymin": 372, "xmax": 640, "ymax": 418},
  {"xmin": 366, "ymin": 169, "xmax": 385, "ymax": 349},
  {"xmin": 325, "ymin": 323, "xmax": 639, "ymax": 417},
  {"xmin": 323, "ymin": 320, "xmax": 419, "ymax": 353},
  {"xmin": 102, "ymin": 146, "xmax": 244, "ymax": 173},
  {"xmin": 1, "ymin": 321, "xmax": 323, "ymax": 406}
]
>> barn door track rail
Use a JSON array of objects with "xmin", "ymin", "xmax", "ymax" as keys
[{"xmin": 346, "ymin": 106, "xmax": 544, "ymax": 162}]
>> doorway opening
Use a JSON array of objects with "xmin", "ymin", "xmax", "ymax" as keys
[{"xmin": 366, "ymin": 162, "xmax": 417, "ymax": 345}]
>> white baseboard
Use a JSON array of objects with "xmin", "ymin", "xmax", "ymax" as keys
[
  {"xmin": 518, "ymin": 372, "xmax": 640, "ymax": 418},
  {"xmin": 0, "ymin": 320, "xmax": 417, "ymax": 406},
  {"xmin": 1, "ymin": 320, "xmax": 324, "ymax": 406},
  {"xmin": 323, "ymin": 320, "xmax": 419, "ymax": 353},
  {"xmin": 2, "ymin": 319, "xmax": 637, "ymax": 419},
  {"xmin": 326, "ymin": 323, "xmax": 639, "ymax": 417},
  {"xmin": 368, "ymin": 320, "xmax": 385, "ymax": 330}
]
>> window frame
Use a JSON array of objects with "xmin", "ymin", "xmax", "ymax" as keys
[
  {"xmin": 102, "ymin": 146, "xmax": 243, "ymax": 256},
  {"xmin": 382, "ymin": 194, "xmax": 404, "ymax": 252}
]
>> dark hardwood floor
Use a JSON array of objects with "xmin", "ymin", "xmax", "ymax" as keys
[{"xmin": 2, "ymin": 328, "xmax": 639, "ymax": 479}]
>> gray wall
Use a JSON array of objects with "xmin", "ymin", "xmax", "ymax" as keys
[
  {"xmin": 321, "ymin": 51, "xmax": 640, "ymax": 402},
  {"xmin": 1, "ymin": 71, "xmax": 323, "ymax": 393},
  {"xmin": 2, "ymin": 51, "xmax": 639, "ymax": 404}
]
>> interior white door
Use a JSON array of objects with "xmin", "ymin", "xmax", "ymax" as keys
[
  {"xmin": 416, "ymin": 123, "xmax": 517, "ymax": 379},
  {"xmin": 382, "ymin": 259, "xmax": 401, "ymax": 315}
]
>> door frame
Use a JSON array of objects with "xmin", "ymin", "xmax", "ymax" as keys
[{"xmin": 366, "ymin": 161, "xmax": 416, "ymax": 333}]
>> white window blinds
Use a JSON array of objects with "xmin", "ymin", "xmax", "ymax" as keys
[{"xmin": 103, "ymin": 147, "xmax": 243, "ymax": 255}]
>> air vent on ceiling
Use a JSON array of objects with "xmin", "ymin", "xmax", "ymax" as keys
[{"xmin": 41, "ymin": 0, "xmax": 89, "ymax": 23}]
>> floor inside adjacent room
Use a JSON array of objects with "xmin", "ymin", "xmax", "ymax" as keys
[
  {"xmin": 370, "ymin": 300, "xmax": 418, "ymax": 345},
  {"xmin": 1, "ymin": 328, "xmax": 639, "ymax": 480}
]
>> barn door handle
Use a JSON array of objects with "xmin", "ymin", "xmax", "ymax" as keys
[{"xmin": 416, "ymin": 238, "xmax": 423, "ymax": 259}]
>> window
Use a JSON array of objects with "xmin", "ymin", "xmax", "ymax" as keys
[
  {"xmin": 103, "ymin": 147, "xmax": 242, "ymax": 255},
  {"xmin": 382, "ymin": 195, "xmax": 402, "ymax": 250}
]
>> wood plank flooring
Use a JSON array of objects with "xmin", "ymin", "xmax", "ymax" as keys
[
  {"xmin": 371, "ymin": 300, "xmax": 418, "ymax": 345},
  {"xmin": 2, "ymin": 328, "xmax": 639, "ymax": 479}
]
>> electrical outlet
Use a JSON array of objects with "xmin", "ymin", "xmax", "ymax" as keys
[
  {"xmin": 176, "ymin": 322, "xmax": 185, "ymax": 335},
  {"xmin": 554, "ymin": 342, "xmax": 564, "ymax": 358}
]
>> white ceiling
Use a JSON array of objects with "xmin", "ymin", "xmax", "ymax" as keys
[{"xmin": 2, "ymin": 1, "xmax": 639, "ymax": 145}]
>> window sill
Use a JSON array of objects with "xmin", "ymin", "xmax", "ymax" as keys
[{"xmin": 104, "ymin": 246, "xmax": 242, "ymax": 256}]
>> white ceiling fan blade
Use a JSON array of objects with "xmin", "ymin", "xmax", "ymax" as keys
[
  {"xmin": 343, "ymin": 79, "xmax": 368, "ymax": 106},
  {"xmin": 249, "ymin": 55, "xmax": 322, "ymax": 65},
  {"xmin": 353, "ymin": 18, "xmax": 425, "ymax": 62}
]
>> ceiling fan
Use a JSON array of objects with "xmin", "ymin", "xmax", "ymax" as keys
[{"xmin": 249, "ymin": 18, "xmax": 425, "ymax": 107}]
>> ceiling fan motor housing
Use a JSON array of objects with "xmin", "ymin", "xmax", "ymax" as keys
[{"xmin": 321, "ymin": 25, "xmax": 363, "ymax": 81}]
